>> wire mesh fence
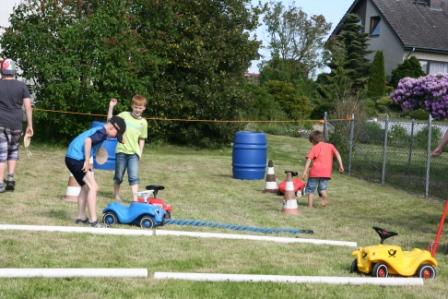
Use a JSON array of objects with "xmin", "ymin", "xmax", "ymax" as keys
[{"xmin": 335, "ymin": 115, "xmax": 448, "ymax": 199}]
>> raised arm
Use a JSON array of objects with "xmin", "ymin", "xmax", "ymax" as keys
[{"xmin": 107, "ymin": 98, "xmax": 118, "ymax": 121}]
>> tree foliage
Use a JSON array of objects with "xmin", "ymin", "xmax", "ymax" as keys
[
  {"xmin": 390, "ymin": 56, "xmax": 425, "ymax": 88},
  {"xmin": 0, "ymin": 0, "xmax": 261, "ymax": 146},
  {"xmin": 367, "ymin": 51, "xmax": 386, "ymax": 99},
  {"xmin": 265, "ymin": 80, "xmax": 312, "ymax": 120},
  {"xmin": 263, "ymin": 1, "xmax": 331, "ymax": 77},
  {"xmin": 334, "ymin": 13, "xmax": 370, "ymax": 91}
]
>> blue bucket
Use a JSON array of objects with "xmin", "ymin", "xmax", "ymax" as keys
[
  {"xmin": 232, "ymin": 131, "xmax": 267, "ymax": 180},
  {"xmin": 91, "ymin": 121, "xmax": 117, "ymax": 171}
]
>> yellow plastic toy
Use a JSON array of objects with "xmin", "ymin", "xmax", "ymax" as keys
[{"xmin": 351, "ymin": 227, "xmax": 437, "ymax": 279}]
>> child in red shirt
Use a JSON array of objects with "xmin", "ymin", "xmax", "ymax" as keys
[{"xmin": 302, "ymin": 131, "xmax": 344, "ymax": 208}]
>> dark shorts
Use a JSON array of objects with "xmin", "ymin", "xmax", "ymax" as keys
[{"xmin": 65, "ymin": 157, "xmax": 87, "ymax": 186}]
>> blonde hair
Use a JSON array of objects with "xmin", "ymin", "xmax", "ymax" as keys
[{"xmin": 132, "ymin": 95, "xmax": 147, "ymax": 106}]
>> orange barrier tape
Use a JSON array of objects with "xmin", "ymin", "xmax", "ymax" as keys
[{"xmin": 34, "ymin": 108, "xmax": 353, "ymax": 123}]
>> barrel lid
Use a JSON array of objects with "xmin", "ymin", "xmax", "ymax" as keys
[{"xmin": 234, "ymin": 131, "xmax": 266, "ymax": 143}]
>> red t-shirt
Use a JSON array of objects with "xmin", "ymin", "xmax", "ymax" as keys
[{"xmin": 306, "ymin": 142, "xmax": 339, "ymax": 178}]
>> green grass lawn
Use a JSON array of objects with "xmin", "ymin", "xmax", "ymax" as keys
[{"xmin": 1, "ymin": 135, "xmax": 447, "ymax": 298}]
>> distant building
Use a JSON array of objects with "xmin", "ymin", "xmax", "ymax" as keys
[
  {"xmin": 331, "ymin": 0, "xmax": 448, "ymax": 76},
  {"xmin": 244, "ymin": 72, "xmax": 260, "ymax": 85}
]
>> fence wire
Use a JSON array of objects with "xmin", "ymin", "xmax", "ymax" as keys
[{"xmin": 346, "ymin": 116, "xmax": 448, "ymax": 199}]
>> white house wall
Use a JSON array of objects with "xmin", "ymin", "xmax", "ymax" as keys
[{"xmin": 361, "ymin": 0, "xmax": 406, "ymax": 76}]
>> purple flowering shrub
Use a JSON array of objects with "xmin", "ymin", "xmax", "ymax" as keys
[{"xmin": 390, "ymin": 74, "xmax": 448, "ymax": 119}]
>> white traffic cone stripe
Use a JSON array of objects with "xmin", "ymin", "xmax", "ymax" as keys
[
  {"xmin": 284, "ymin": 199, "xmax": 298, "ymax": 209},
  {"xmin": 285, "ymin": 181, "xmax": 294, "ymax": 191},
  {"xmin": 267, "ymin": 167, "xmax": 275, "ymax": 175},
  {"xmin": 266, "ymin": 181, "xmax": 279, "ymax": 189},
  {"xmin": 66, "ymin": 186, "xmax": 81, "ymax": 196}
]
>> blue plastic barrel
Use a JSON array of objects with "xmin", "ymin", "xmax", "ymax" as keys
[
  {"xmin": 232, "ymin": 131, "xmax": 267, "ymax": 180},
  {"xmin": 91, "ymin": 121, "xmax": 117, "ymax": 171}
]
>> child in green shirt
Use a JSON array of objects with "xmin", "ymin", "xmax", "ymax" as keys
[{"xmin": 108, "ymin": 95, "xmax": 148, "ymax": 201}]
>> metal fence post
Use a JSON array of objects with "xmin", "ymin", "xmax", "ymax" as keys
[
  {"xmin": 425, "ymin": 115, "xmax": 432, "ymax": 198},
  {"xmin": 406, "ymin": 119, "xmax": 415, "ymax": 180},
  {"xmin": 323, "ymin": 112, "xmax": 328, "ymax": 141},
  {"xmin": 348, "ymin": 113, "xmax": 355, "ymax": 176},
  {"xmin": 381, "ymin": 114, "xmax": 389, "ymax": 185}
]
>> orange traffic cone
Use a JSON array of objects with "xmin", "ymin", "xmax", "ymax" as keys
[
  {"xmin": 63, "ymin": 174, "xmax": 80, "ymax": 203},
  {"xmin": 263, "ymin": 160, "xmax": 279, "ymax": 193},
  {"xmin": 282, "ymin": 171, "xmax": 299, "ymax": 215}
]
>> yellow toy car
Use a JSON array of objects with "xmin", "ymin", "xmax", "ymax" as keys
[{"xmin": 351, "ymin": 227, "xmax": 437, "ymax": 279}]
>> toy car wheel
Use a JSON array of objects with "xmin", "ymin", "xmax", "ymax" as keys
[
  {"xmin": 350, "ymin": 259, "xmax": 358, "ymax": 273},
  {"xmin": 102, "ymin": 212, "xmax": 118, "ymax": 226},
  {"xmin": 372, "ymin": 263, "xmax": 388, "ymax": 277},
  {"xmin": 417, "ymin": 264, "xmax": 436, "ymax": 279},
  {"xmin": 140, "ymin": 215, "xmax": 155, "ymax": 229},
  {"xmin": 164, "ymin": 211, "xmax": 171, "ymax": 220}
]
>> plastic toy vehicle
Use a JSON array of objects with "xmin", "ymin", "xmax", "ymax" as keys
[
  {"xmin": 102, "ymin": 201, "xmax": 165, "ymax": 228},
  {"xmin": 351, "ymin": 227, "xmax": 437, "ymax": 279},
  {"xmin": 136, "ymin": 185, "xmax": 172, "ymax": 219},
  {"xmin": 278, "ymin": 171, "xmax": 305, "ymax": 195}
]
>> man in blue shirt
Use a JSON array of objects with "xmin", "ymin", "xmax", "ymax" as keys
[{"xmin": 65, "ymin": 116, "xmax": 126, "ymax": 227}]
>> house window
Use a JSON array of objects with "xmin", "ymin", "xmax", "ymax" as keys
[
  {"xmin": 428, "ymin": 61, "xmax": 448, "ymax": 74},
  {"xmin": 369, "ymin": 16, "xmax": 381, "ymax": 36}
]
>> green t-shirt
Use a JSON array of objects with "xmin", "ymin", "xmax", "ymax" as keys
[{"xmin": 116, "ymin": 111, "xmax": 148, "ymax": 157}]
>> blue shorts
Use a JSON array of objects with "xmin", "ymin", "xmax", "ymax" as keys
[
  {"xmin": 304, "ymin": 178, "xmax": 329, "ymax": 195},
  {"xmin": 114, "ymin": 153, "xmax": 140, "ymax": 185}
]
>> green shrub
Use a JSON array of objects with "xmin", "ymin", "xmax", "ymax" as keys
[
  {"xmin": 408, "ymin": 109, "xmax": 429, "ymax": 120},
  {"xmin": 390, "ymin": 56, "xmax": 425, "ymax": 87},
  {"xmin": 415, "ymin": 126, "xmax": 441, "ymax": 149},
  {"xmin": 388, "ymin": 125, "xmax": 409, "ymax": 147},
  {"xmin": 359, "ymin": 121, "xmax": 384, "ymax": 145}
]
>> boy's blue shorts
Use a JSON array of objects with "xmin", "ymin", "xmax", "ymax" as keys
[{"xmin": 304, "ymin": 178, "xmax": 329, "ymax": 195}]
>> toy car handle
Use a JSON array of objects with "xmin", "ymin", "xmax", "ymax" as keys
[
  {"xmin": 372, "ymin": 226, "xmax": 398, "ymax": 244},
  {"xmin": 145, "ymin": 185, "xmax": 165, "ymax": 197},
  {"xmin": 136, "ymin": 190, "xmax": 154, "ymax": 201}
]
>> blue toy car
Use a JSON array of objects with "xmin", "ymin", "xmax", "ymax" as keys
[{"xmin": 102, "ymin": 201, "xmax": 165, "ymax": 228}]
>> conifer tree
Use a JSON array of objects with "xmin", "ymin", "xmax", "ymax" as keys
[{"xmin": 367, "ymin": 51, "xmax": 386, "ymax": 99}]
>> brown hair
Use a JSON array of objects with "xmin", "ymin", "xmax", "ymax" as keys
[
  {"xmin": 309, "ymin": 130, "xmax": 323, "ymax": 144},
  {"xmin": 132, "ymin": 95, "xmax": 147, "ymax": 106}
]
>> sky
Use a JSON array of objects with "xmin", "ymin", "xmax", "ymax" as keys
[{"xmin": 0, "ymin": 0, "xmax": 354, "ymax": 73}]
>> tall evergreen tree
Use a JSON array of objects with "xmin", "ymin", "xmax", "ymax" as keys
[
  {"xmin": 336, "ymin": 13, "xmax": 370, "ymax": 91},
  {"xmin": 367, "ymin": 51, "xmax": 386, "ymax": 99}
]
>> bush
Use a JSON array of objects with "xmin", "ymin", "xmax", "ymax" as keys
[
  {"xmin": 388, "ymin": 125, "xmax": 409, "ymax": 147},
  {"xmin": 390, "ymin": 56, "xmax": 425, "ymax": 87},
  {"xmin": 359, "ymin": 121, "xmax": 384, "ymax": 145},
  {"xmin": 415, "ymin": 126, "xmax": 441, "ymax": 149}
]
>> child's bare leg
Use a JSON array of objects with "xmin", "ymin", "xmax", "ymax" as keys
[
  {"xmin": 114, "ymin": 183, "xmax": 121, "ymax": 201},
  {"xmin": 320, "ymin": 190, "xmax": 328, "ymax": 207},
  {"xmin": 307, "ymin": 193, "xmax": 314, "ymax": 208},
  {"xmin": 83, "ymin": 172, "xmax": 98, "ymax": 222},
  {"xmin": 131, "ymin": 184, "xmax": 139, "ymax": 201},
  {"xmin": 77, "ymin": 186, "xmax": 88, "ymax": 220}
]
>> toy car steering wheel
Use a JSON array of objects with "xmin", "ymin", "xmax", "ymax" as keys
[{"xmin": 373, "ymin": 226, "xmax": 398, "ymax": 244}]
